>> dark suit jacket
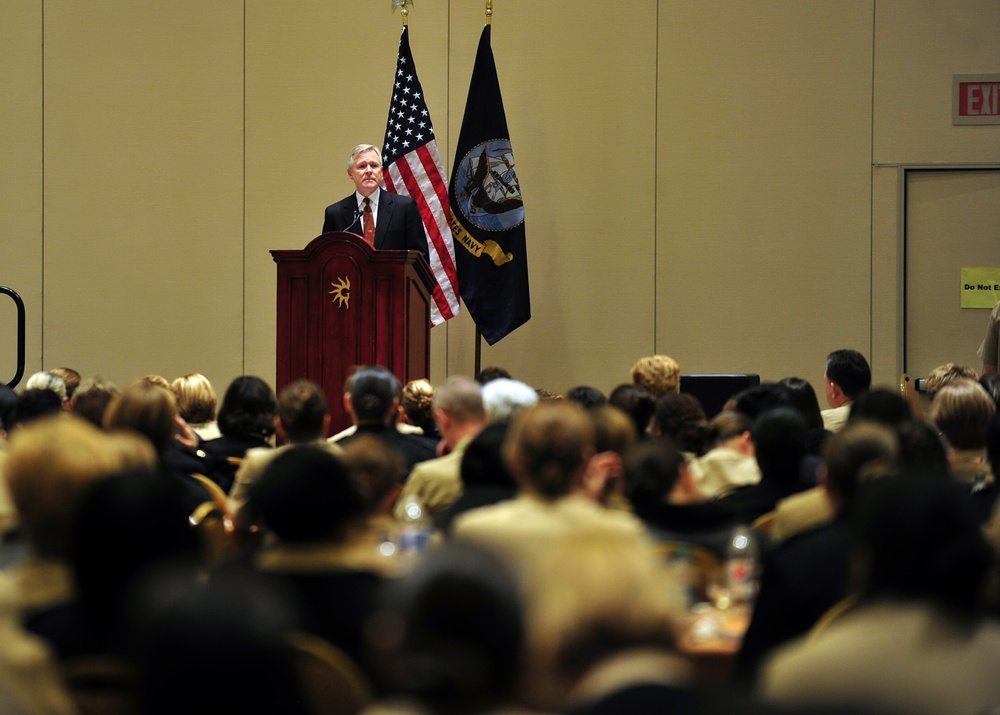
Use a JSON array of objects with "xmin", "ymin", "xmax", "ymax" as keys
[{"xmin": 322, "ymin": 188, "xmax": 428, "ymax": 261}]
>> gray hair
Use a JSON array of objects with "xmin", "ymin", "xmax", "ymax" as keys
[
  {"xmin": 347, "ymin": 144, "xmax": 381, "ymax": 170},
  {"xmin": 482, "ymin": 379, "xmax": 538, "ymax": 425},
  {"xmin": 24, "ymin": 372, "xmax": 67, "ymax": 402}
]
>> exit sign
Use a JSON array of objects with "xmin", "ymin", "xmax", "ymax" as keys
[{"xmin": 954, "ymin": 74, "xmax": 1000, "ymax": 125}]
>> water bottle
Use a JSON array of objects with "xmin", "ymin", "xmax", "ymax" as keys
[
  {"xmin": 725, "ymin": 524, "xmax": 758, "ymax": 607},
  {"xmin": 397, "ymin": 494, "xmax": 432, "ymax": 556}
]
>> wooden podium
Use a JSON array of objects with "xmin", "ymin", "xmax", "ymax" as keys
[{"xmin": 271, "ymin": 231, "xmax": 434, "ymax": 434}]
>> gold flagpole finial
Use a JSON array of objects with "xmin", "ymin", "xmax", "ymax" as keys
[
  {"xmin": 485, "ymin": 0, "xmax": 493, "ymax": 24},
  {"xmin": 391, "ymin": 0, "xmax": 412, "ymax": 26}
]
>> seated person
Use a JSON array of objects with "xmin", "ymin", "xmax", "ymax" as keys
[
  {"xmin": 336, "ymin": 366, "xmax": 437, "ymax": 473},
  {"xmin": 243, "ymin": 446, "xmax": 387, "ymax": 677},
  {"xmin": 760, "ymin": 473, "xmax": 1000, "ymax": 715},
  {"xmin": 199, "ymin": 376, "xmax": 277, "ymax": 493},
  {"xmin": 685, "ymin": 410, "xmax": 760, "ymax": 499},
  {"xmin": 737, "ymin": 421, "xmax": 899, "ymax": 685}
]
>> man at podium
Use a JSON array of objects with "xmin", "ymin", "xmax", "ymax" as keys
[{"xmin": 322, "ymin": 143, "xmax": 428, "ymax": 261}]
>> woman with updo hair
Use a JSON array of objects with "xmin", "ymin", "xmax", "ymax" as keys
[
  {"xmin": 453, "ymin": 401, "xmax": 679, "ymax": 710},
  {"xmin": 400, "ymin": 378, "xmax": 438, "ymax": 439}
]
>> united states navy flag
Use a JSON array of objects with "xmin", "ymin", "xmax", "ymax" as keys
[{"xmin": 449, "ymin": 25, "xmax": 530, "ymax": 345}]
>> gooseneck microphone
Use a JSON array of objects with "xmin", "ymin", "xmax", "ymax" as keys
[{"xmin": 345, "ymin": 209, "xmax": 362, "ymax": 234}]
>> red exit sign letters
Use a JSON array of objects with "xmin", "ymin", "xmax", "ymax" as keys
[{"xmin": 954, "ymin": 74, "xmax": 1000, "ymax": 125}]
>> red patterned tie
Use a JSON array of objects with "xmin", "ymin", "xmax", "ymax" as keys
[{"xmin": 362, "ymin": 197, "xmax": 375, "ymax": 246}]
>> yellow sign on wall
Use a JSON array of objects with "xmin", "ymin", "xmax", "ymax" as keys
[{"xmin": 961, "ymin": 268, "xmax": 1000, "ymax": 308}]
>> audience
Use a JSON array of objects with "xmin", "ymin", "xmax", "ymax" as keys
[
  {"xmin": 737, "ymin": 420, "xmax": 899, "ymax": 684},
  {"xmin": 481, "ymin": 377, "xmax": 538, "ymax": 424},
  {"xmin": 400, "ymin": 378, "xmax": 438, "ymax": 439},
  {"xmin": 170, "ymin": 372, "xmax": 220, "ymax": 440},
  {"xmin": 229, "ymin": 379, "xmax": 340, "ymax": 531},
  {"xmin": 760, "ymin": 474, "xmax": 1000, "ymax": 715},
  {"xmin": 200, "ymin": 375, "xmax": 278, "ymax": 492},
  {"xmin": 68, "ymin": 375, "xmax": 119, "ymax": 428},
  {"xmin": 820, "ymin": 349, "xmax": 871, "ymax": 433},
  {"xmin": 336, "ymin": 366, "xmax": 437, "ymax": 473},
  {"xmin": 607, "ymin": 382, "xmax": 656, "ymax": 439},
  {"xmin": 395, "ymin": 377, "xmax": 487, "ymax": 518},
  {"xmin": 631, "ymin": 354, "xmax": 681, "ymax": 398},
  {"xmin": 243, "ymin": 446, "xmax": 386, "ymax": 676},
  {"xmin": 6, "ymin": 350, "xmax": 1000, "ymax": 715}
]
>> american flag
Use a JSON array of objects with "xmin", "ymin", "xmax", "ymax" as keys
[{"xmin": 381, "ymin": 27, "xmax": 459, "ymax": 325}]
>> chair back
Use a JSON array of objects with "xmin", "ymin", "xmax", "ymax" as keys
[
  {"xmin": 188, "ymin": 502, "xmax": 233, "ymax": 568},
  {"xmin": 288, "ymin": 632, "xmax": 372, "ymax": 715},
  {"xmin": 61, "ymin": 656, "xmax": 135, "ymax": 715}
]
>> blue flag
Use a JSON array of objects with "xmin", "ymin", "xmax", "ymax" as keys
[{"xmin": 449, "ymin": 25, "xmax": 530, "ymax": 345}]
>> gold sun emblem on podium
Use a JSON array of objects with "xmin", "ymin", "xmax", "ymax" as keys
[{"xmin": 329, "ymin": 277, "xmax": 350, "ymax": 309}]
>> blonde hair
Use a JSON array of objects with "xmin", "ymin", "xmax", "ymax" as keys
[
  {"xmin": 6, "ymin": 415, "xmax": 123, "ymax": 559},
  {"xmin": 929, "ymin": 379, "xmax": 995, "ymax": 450},
  {"xmin": 401, "ymin": 378, "xmax": 435, "ymax": 431},
  {"xmin": 926, "ymin": 363, "xmax": 978, "ymax": 400},
  {"xmin": 171, "ymin": 373, "xmax": 217, "ymax": 425},
  {"xmin": 630, "ymin": 355, "xmax": 680, "ymax": 397}
]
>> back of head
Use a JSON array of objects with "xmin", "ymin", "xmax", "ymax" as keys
[
  {"xmin": 349, "ymin": 366, "xmax": 400, "ymax": 424},
  {"xmin": 433, "ymin": 376, "xmax": 485, "ymax": 424},
  {"xmin": 854, "ymin": 474, "xmax": 993, "ymax": 615},
  {"xmin": 652, "ymin": 392, "xmax": 707, "ymax": 454},
  {"xmin": 49, "ymin": 367, "xmax": 81, "ymax": 400},
  {"xmin": 133, "ymin": 574, "xmax": 306, "ymax": 715},
  {"xmin": 401, "ymin": 378, "xmax": 436, "ymax": 432},
  {"xmin": 590, "ymin": 404, "xmax": 638, "ymax": 455},
  {"xmin": 926, "ymin": 362, "xmax": 978, "ymax": 400},
  {"xmin": 475, "ymin": 366, "xmax": 512, "ymax": 385},
  {"xmin": 825, "ymin": 349, "xmax": 872, "ymax": 399},
  {"xmin": 371, "ymin": 542, "xmax": 524, "ymax": 708},
  {"xmin": 341, "ymin": 435, "xmax": 406, "ymax": 511},
  {"xmin": 704, "ymin": 410, "xmax": 754, "ymax": 450},
  {"xmin": 607, "ymin": 383, "xmax": 656, "ymax": 438},
  {"xmin": 276, "ymin": 379, "xmax": 328, "ymax": 443},
  {"xmin": 823, "ymin": 420, "xmax": 899, "ymax": 512},
  {"xmin": 896, "ymin": 420, "xmax": 951, "ymax": 481},
  {"xmin": 482, "ymin": 378, "xmax": 538, "ymax": 424},
  {"xmin": 217, "ymin": 376, "xmax": 277, "ymax": 440},
  {"xmin": 12, "ymin": 389, "xmax": 64, "ymax": 428},
  {"xmin": 848, "ymin": 387, "xmax": 913, "ymax": 429},
  {"xmin": 503, "ymin": 401, "xmax": 595, "ymax": 498},
  {"xmin": 752, "ymin": 407, "xmax": 807, "ymax": 488},
  {"xmin": 630, "ymin": 354, "xmax": 680, "ymax": 398},
  {"xmin": 622, "ymin": 437, "xmax": 685, "ymax": 508},
  {"xmin": 732, "ymin": 382, "xmax": 790, "ymax": 420},
  {"xmin": 6, "ymin": 415, "xmax": 124, "ymax": 559},
  {"xmin": 72, "ymin": 466, "xmax": 201, "ymax": 625},
  {"xmin": 25, "ymin": 371, "xmax": 67, "ymax": 402},
  {"xmin": 104, "ymin": 379, "xmax": 177, "ymax": 456},
  {"xmin": 170, "ymin": 373, "xmax": 217, "ymax": 425},
  {"xmin": 929, "ymin": 379, "xmax": 996, "ymax": 450},
  {"xmin": 778, "ymin": 377, "xmax": 824, "ymax": 431},
  {"xmin": 71, "ymin": 375, "xmax": 120, "ymax": 428},
  {"xmin": 250, "ymin": 446, "xmax": 366, "ymax": 543},
  {"xmin": 565, "ymin": 385, "xmax": 607, "ymax": 409},
  {"xmin": 460, "ymin": 422, "xmax": 515, "ymax": 488}
]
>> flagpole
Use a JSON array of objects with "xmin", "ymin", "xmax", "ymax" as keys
[
  {"xmin": 485, "ymin": 0, "xmax": 492, "ymax": 24},
  {"xmin": 475, "ymin": 327, "xmax": 483, "ymax": 379}
]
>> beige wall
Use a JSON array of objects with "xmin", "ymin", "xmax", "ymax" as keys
[{"xmin": 2, "ymin": 0, "xmax": 999, "ymax": 404}]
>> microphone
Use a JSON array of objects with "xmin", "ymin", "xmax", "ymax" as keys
[{"xmin": 345, "ymin": 209, "xmax": 362, "ymax": 234}]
